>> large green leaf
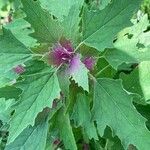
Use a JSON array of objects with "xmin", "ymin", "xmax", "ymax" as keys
[
  {"xmin": 55, "ymin": 109, "xmax": 77, "ymax": 150},
  {"xmin": 120, "ymin": 68, "xmax": 145, "ymax": 103},
  {"xmin": 92, "ymin": 78, "xmax": 150, "ymax": 149},
  {"xmin": 82, "ymin": 0, "xmax": 141, "ymax": 51},
  {"xmin": 21, "ymin": 0, "xmax": 63, "ymax": 44},
  {"xmin": 105, "ymin": 14, "xmax": 150, "ymax": 69},
  {"xmin": 8, "ymin": 68, "xmax": 60, "ymax": 144},
  {"xmin": 71, "ymin": 93, "xmax": 98, "ymax": 140},
  {"xmin": 0, "ymin": 29, "xmax": 32, "ymax": 74},
  {"xmin": 5, "ymin": 120, "xmax": 48, "ymax": 150},
  {"xmin": 62, "ymin": 0, "xmax": 84, "ymax": 43}
]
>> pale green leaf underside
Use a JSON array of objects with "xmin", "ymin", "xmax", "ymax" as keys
[
  {"xmin": 6, "ymin": 120, "xmax": 48, "ymax": 150},
  {"xmin": 92, "ymin": 78, "xmax": 150, "ymax": 149},
  {"xmin": 70, "ymin": 59, "xmax": 89, "ymax": 92},
  {"xmin": 82, "ymin": 0, "xmax": 141, "ymax": 51},
  {"xmin": 105, "ymin": 14, "xmax": 150, "ymax": 69},
  {"xmin": 8, "ymin": 69, "xmax": 60, "ymax": 144},
  {"xmin": 62, "ymin": 0, "xmax": 84, "ymax": 43}
]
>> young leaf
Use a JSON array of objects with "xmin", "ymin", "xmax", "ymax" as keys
[
  {"xmin": 92, "ymin": 78, "xmax": 150, "ymax": 149},
  {"xmin": 21, "ymin": 0, "xmax": 63, "ymax": 44},
  {"xmin": 5, "ymin": 119, "xmax": 48, "ymax": 150},
  {"xmin": 71, "ymin": 93, "xmax": 98, "ymax": 140},
  {"xmin": 8, "ymin": 69, "xmax": 60, "ymax": 144},
  {"xmin": 82, "ymin": 0, "xmax": 141, "ymax": 51}
]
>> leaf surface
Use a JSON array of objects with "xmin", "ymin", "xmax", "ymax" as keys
[
  {"xmin": 92, "ymin": 78, "xmax": 150, "ymax": 149},
  {"xmin": 21, "ymin": 0, "xmax": 62, "ymax": 43},
  {"xmin": 8, "ymin": 68, "xmax": 60, "ymax": 143},
  {"xmin": 82, "ymin": 0, "xmax": 141, "ymax": 51}
]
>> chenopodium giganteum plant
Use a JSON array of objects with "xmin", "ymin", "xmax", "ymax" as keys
[{"xmin": 0, "ymin": 0, "xmax": 150, "ymax": 149}]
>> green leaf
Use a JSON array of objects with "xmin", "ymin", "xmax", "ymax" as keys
[
  {"xmin": 62, "ymin": 0, "xmax": 84, "ymax": 43},
  {"xmin": 39, "ymin": 0, "xmax": 75, "ymax": 21},
  {"xmin": 0, "ymin": 70, "xmax": 18, "ymax": 88},
  {"xmin": 120, "ymin": 68, "xmax": 145, "ymax": 104},
  {"xmin": 92, "ymin": 78, "xmax": 150, "ymax": 149},
  {"xmin": 21, "ymin": 0, "xmax": 63, "ymax": 44},
  {"xmin": 5, "ymin": 119, "xmax": 48, "ymax": 150},
  {"xmin": 139, "ymin": 61, "xmax": 150, "ymax": 102},
  {"xmin": 4, "ymin": 18, "xmax": 38, "ymax": 48},
  {"xmin": 91, "ymin": 0, "xmax": 111, "ymax": 10},
  {"xmin": 0, "ymin": 98, "xmax": 15, "ymax": 123},
  {"xmin": 0, "ymin": 86, "xmax": 22, "ymax": 100},
  {"xmin": 55, "ymin": 109, "xmax": 77, "ymax": 150},
  {"xmin": 71, "ymin": 93, "xmax": 98, "ymax": 140},
  {"xmin": 69, "ymin": 56, "xmax": 89, "ymax": 92},
  {"xmin": 105, "ymin": 14, "xmax": 150, "ymax": 69},
  {"xmin": 82, "ymin": 0, "xmax": 141, "ymax": 51},
  {"xmin": 0, "ymin": 28, "xmax": 32, "ymax": 74},
  {"xmin": 135, "ymin": 104, "xmax": 150, "ymax": 130},
  {"xmin": 8, "ymin": 68, "xmax": 60, "ymax": 144}
]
